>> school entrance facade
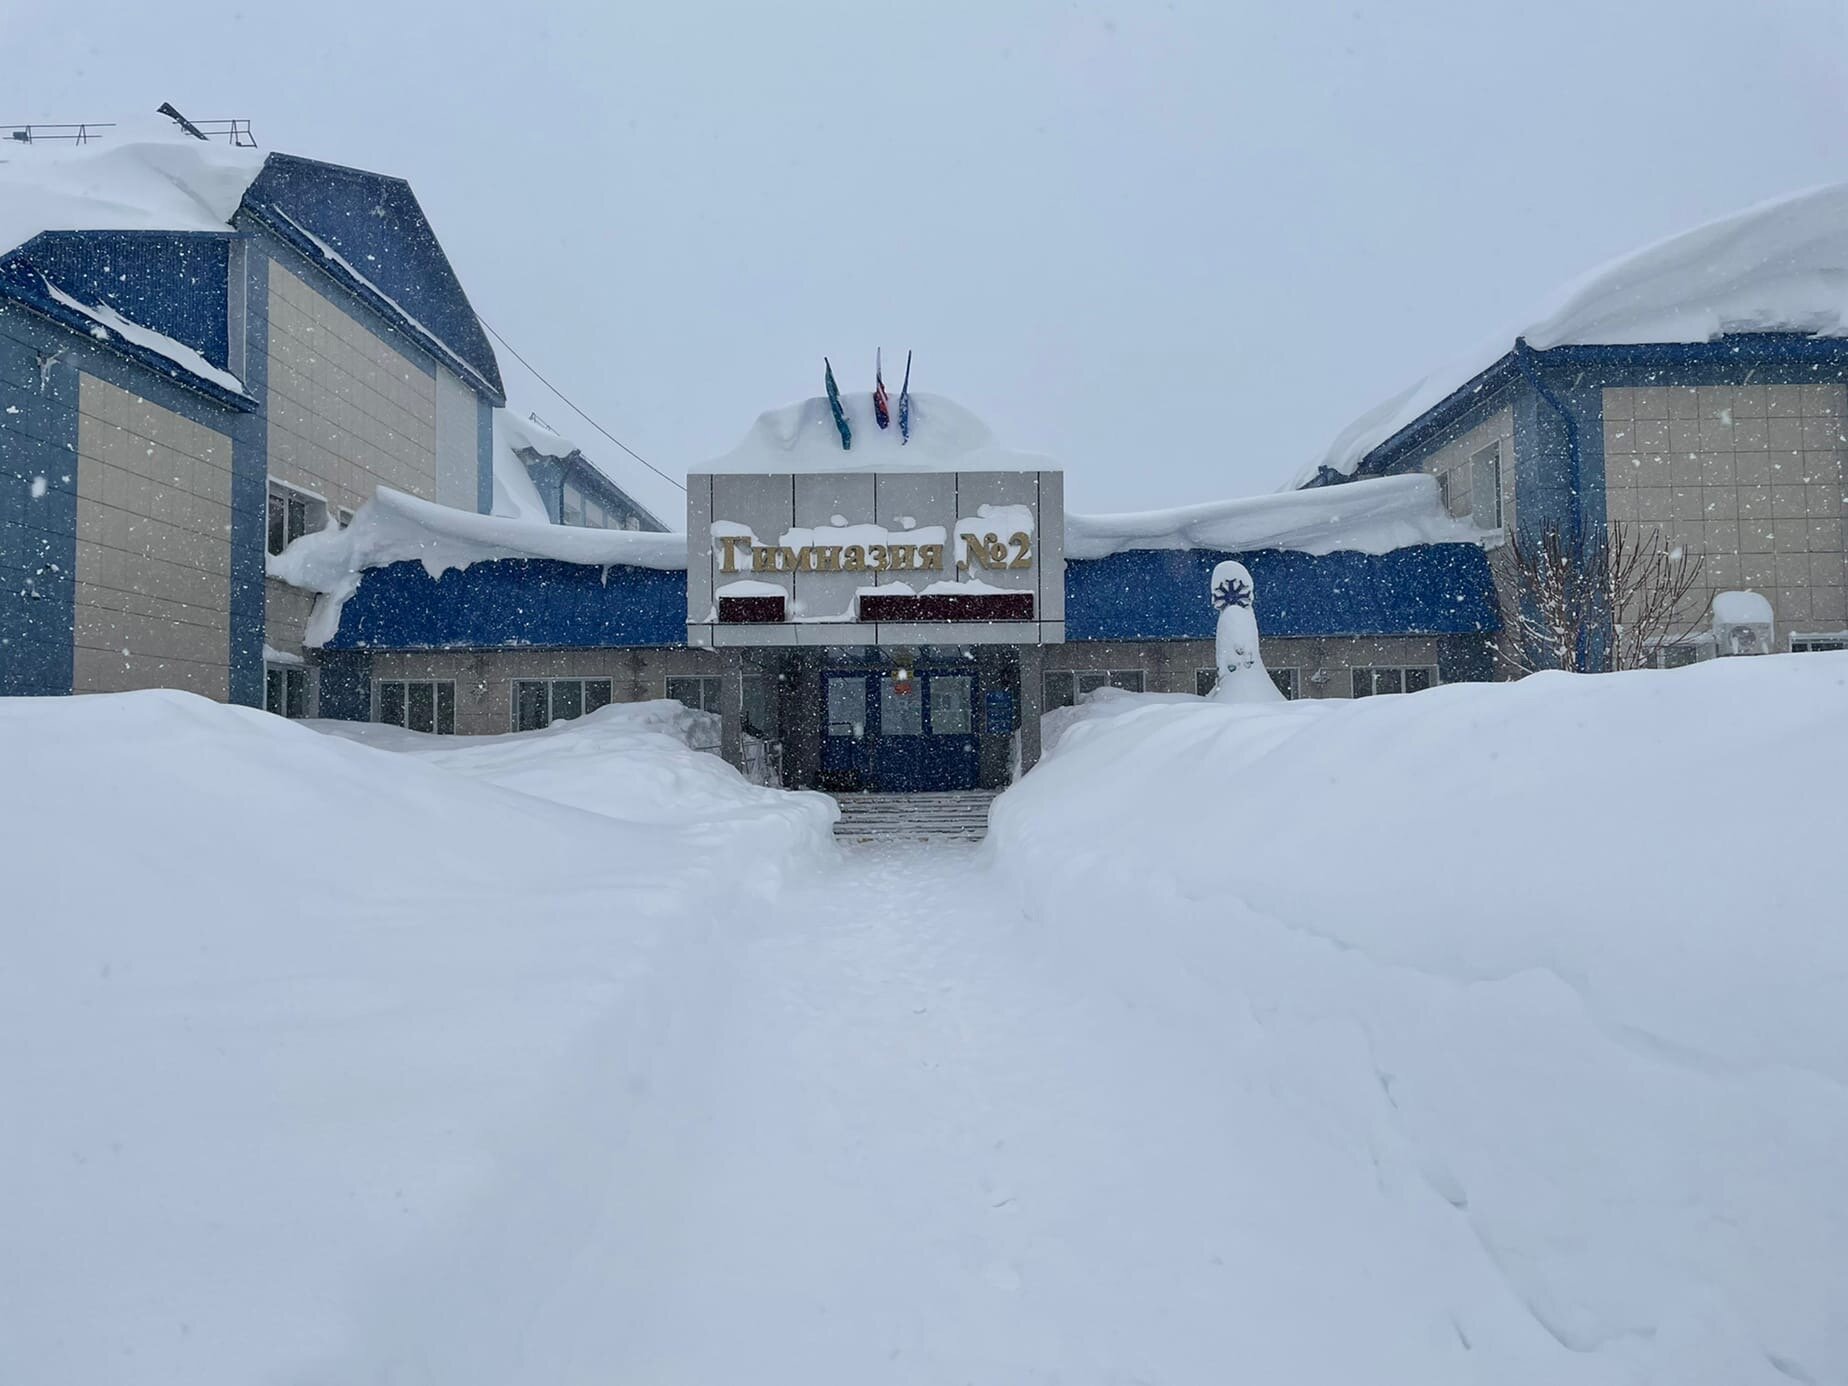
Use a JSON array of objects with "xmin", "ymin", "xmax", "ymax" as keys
[{"xmin": 687, "ymin": 463, "xmax": 1064, "ymax": 794}]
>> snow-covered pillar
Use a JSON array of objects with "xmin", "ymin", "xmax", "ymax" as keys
[
  {"xmin": 718, "ymin": 650, "xmax": 746, "ymax": 768},
  {"xmin": 1018, "ymin": 645, "xmax": 1046, "ymax": 772},
  {"xmin": 1209, "ymin": 561, "xmax": 1284, "ymax": 704}
]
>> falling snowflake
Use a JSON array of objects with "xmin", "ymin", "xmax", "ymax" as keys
[{"xmin": 29, "ymin": 476, "xmax": 47, "ymax": 499}]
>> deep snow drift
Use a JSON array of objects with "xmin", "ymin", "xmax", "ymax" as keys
[
  {"xmin": 993, "ymin": 657, "xmax": 1848, "ymax": 1384},
  {"xmin": 5, "ymin": 662, "xmax": 1845, "ymax": 1385},
  {"xmin": 0, "ymin": 693, "xmax": 835, "ymax": 1386}
]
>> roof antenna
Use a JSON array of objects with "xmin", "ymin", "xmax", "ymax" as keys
[{"xmin": 156, "ymin": 102, "xmax": 208, "ymax": 141}]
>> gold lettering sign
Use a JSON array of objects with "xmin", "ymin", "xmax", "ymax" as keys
[{"xmin": 718, "ymin": 536, "xmax": 962, "ymax": 574}]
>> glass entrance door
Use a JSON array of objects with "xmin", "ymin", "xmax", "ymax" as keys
[
  {"xmin": 821, "ymin": 673, "xmax": 872, "ymax": 788},
  {"xmin": 871, "ymin": 671, "xmax": 979, "ymax": 792}
]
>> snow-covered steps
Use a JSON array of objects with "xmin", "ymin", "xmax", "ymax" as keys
[{"xmin": 830, "ymin": 790, "xmax": 998, "ymax": 844}]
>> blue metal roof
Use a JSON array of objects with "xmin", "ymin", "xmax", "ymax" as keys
[
  {"xmin": 323, "ymin": 558, "xmax": 688, "ymax": 650},
  {"xmin": 242, "ymin": 154, "xmax": 505, "ymax": 401},
  {"xmin": 321, "ymin": 542, "xmax": 1499, "ymax": 651},
  {"xmin": 1063, "ymin": 545, "xmax": 1501, "ymax": 641}
]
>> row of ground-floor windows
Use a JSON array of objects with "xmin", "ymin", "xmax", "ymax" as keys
[
  {"xmin": 515, "ymin": 677, "xmax": 614, "ymax": 731},
  {"xmin": 1051, "ymin": 666, "xmax": 1423, "ymax": 705},
  {"xmin": 376, "ymin": 679, "xmax": 457, "ymax": 735}
]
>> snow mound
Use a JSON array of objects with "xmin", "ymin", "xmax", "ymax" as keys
[
  {"xmin": 1068, "ymin": 472, "xmax": 1475, "ymax": 558},
  {"xmin": 987, "ymin": 655, "xmax": 1848, "ymax": 1384},
  {"xmin": 1301, "ymin": 181, "xmax": 1848, "ymax": 485},
  {"xmin": 309, "ymin": 700, "xmax": 837, "ymax": 876},
  {"xmin": 0, "ymin": 689, "xmax": 835, "ymax": 1386},
  {"xmin": 705, "ymin": 390, "xmax": 1052, "ymax": 474},
  {"xmin": 0, "ymin": 133, "xmax": 263, "ymax": 258}
]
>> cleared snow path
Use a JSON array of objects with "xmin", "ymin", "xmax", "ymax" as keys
[{"xmin": 388, "ymin": 842, "xmax": 1620, "ymax": 1385}]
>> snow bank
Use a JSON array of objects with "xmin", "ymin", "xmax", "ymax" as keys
[
  {"xmin": 988, "ymin": 656, "xmax": 1848, "ymax": 1384},
  {"xmin": 1303, "ymin": 181, "xmax": 1848, "ymax": 485},
  {"xmin": 0, "ymin": 690, "xmax": 834, "ymax": 1386},
  {"xmin": 0, "ymin": 133, "xmax": 262, "ymax": 258},
  {"xmin": 268, "ymin": 486, "xmax": 687, "ymax": 644},
  {"xmin": 706, "ymin": 390, "xmax": 1053, "ymax": 474},
  {"xmin": 1068, "ymin": 471, "xmax": 1475, "ymax": 558},
  {"xmin": 308, "ymin": 700, "xmax": 835, "ymax": 873}
]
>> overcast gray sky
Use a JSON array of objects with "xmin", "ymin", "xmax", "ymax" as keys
[{"xmin": 7, "ymin": 0, "xmax": 1847, "ymax": 516}]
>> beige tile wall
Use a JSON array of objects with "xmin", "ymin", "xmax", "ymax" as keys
[
  {"xmin": 1421, "ymin": 407, "xmax": 1516, "ymax": 531},
  {"xmin": 364, "ymin": 647, "xmax": 725, "ymax": 736},
  {"xmin": 1603, "ymin": 384, "xmax": 1848, "ymax": 641},
  {"xmin": 264, "ymin": 578, "xmax": 317, "ymax": 659},
  {"xmin": 267, "ymin": 259, "xmax": 438, "ymax": 517},
  {"xmin": 72, "ymin": 375, "xmax": 233, "ymax": 696}
]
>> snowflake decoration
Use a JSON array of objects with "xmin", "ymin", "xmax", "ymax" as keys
[{"xmin": 1212, "ymin": 574, "xmax": 1253, "ymax": 610}]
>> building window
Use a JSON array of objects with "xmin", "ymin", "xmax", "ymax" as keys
[
  {"xmin": 267, "ymin": 480, "xmax": 327, "ymax": 557},
  {"xmin": 1044, "ymin": 668, "xmax": 1144, "ymax": 709},
  {"xmin": 376, "ymin": 679, "xmax": 456, "ymax": 734},
  {"xmin": 265, "ymin": 663, "xmax": 308, "ymax": 719},
  {"xmin": 930, "ymin": 675, "xmax": 973, "ymax": 735},
  {"xmin": 1351, "ymin": 666, "xmax": 1436, "ymax": 697},
  {"xmin": 1648, "ymin": 644, "xmax": 1702, "ymax": 668},
  {"xmin": 514, "ymin": 677, "xmax": 613, "ymax": 731},
  {"xmin": 1197, "ymin": 667, "xmax": 1299, "ymax": 698},
  {"xmin": 1470, "ymin": 442, "xmax": 1504, "ymax": 530},
  {"xmin": 1791, "ymin": 638, "xmax": 1848, "ymax": 654},
  {"xmin": 665, "ymin": 674, "xmax": 721, "ymax": 715}
]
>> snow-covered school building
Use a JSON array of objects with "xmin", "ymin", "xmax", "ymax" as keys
[
  {"xmin": 278, "ymin": 393, "xmax": 1496, "ymax": 790},
  {"xmin": 5, "ymin": 134, "xmax": 1846, "ymax": 792}
]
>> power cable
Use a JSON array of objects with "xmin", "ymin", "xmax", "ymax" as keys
[{"xmin": 476, "ymin": 315, "xmax": 685, "ymax": 493}]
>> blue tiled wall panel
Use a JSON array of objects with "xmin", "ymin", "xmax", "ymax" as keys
[
  {"xmin": 243, "ymin": 156, "xmax": 503, "ymax": 400},
  {"xmin": 0, "ymin": 309, "xmax": 79, "ymax": 695},
  {"xmin": 1064, "ymin": 545, "xmax": 1501, "ymax": 642},
  {"xmin": 324, "ymin": 559, "xmax": 689, "ymax": 650},
  {"xmin": 3, "ymin": 231, "xmax": 233, "ymax": 369}
]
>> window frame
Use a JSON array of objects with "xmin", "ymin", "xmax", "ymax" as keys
[
  {"xmin": 1350, "ymin": 665, "xmax": 1439, "ymax": 698},
  {"xmin": 266, "ymin": 478, "xmax": 328, "ymax": 557},
  {"xmin": 1791, "ymin": 637, "xmax": 1848, "ymax": 654},
  {"xmin": 374, "ymin": 679, "xmax": 457, "ymax": 734},
  {"xmin": 512, "ymin": 677, "xmax": 615, "ymax": 731},
  {"xmin": 264, "ymin": 662, "xmax": 309, "ymax": 719},
  {"xmin": 1470, "ymin": 441, "xmax": 1504, "ymax": 532},
  {"xmin": 664, "ymin": 674, "xmax": 723, "ymax": 716}
]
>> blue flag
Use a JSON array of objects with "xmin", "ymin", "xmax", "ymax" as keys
[
  {"xmin": 823, "ymin": 357, "xmax": 851, "ymax": 450},
  {"xmin": 898, "ymin": 350, "xmax": 912, "ymax": 444}
]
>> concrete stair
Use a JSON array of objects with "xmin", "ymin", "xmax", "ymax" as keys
[{"xmin": 831, "ymin": 791, "xmax": 998, "ymax": 844}]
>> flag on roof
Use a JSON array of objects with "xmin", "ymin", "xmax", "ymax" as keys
[
  {"xmin": 873, "ymin": 349, "xmax": 891, "ymax": 429},
  {"xmin": 823, "ymin": 357, "xmax": 851, "ymax": 450},
  {"xmin": 898, "ymin": 350, "xmax": 912, "ymax": 444}
]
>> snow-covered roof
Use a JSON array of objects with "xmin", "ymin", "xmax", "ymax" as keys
[
  {"xmin": 1067, "ymin": 473, "xmax": 1475, "ymax": 559},
  {"xmin": 490, "ymin": 412, "xmax": 558, "ymax": 521},
  {"xmin": 0, "ymin": 133, "xmax": 264, "ymax": 258},
  {"xmin": 1298, "ymin": 181, "xmax": 1848, "ymax": 487},
  {"xmin": 703, "ymin": 391, "xmax": 1052, "ymax": 475}
]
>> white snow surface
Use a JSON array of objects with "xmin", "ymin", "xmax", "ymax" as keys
[
  {"xmin": 1712, "ymin": 588, "xmax": 1775, "ymax": 626},
  {"xmin": 705, "ymin": 390, "xmax": 1053, "ymax": 474},
  {"xmin": 267, "ymin": 486, "xmax": 686, "ymax": 645},
  {"xmin": 8, "ymin": 657, "xmax": 1847, "ymax": 1385},
  {"xmin": 1300, "ymin": 180, "xmax": 1848, "ymax": 486},
  {"xmin": 992, "ymin": 656, "xmax": 1848, "ymax": 1385},
  {"xmin": 1068, "ymin": 471, "xmax": 1475, "ymax": 557},
  {"xmin": 43, "ymin": 279, "xmax": 247, "ymax": 395},
  {"xmin": 489, "ymin": 410, "xmax": 559, "ymax": 521},
  {"xmin": 0, "ymin": 132, "xmax": 262, "ymax": 258}
]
